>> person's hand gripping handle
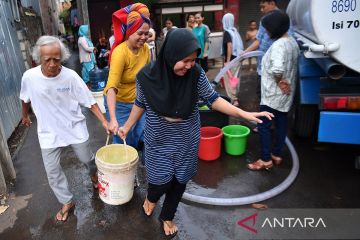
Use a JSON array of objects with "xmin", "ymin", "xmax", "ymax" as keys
[{"xmin": 117, "ymin": 126, "xmax": 129, "ymax": 142}]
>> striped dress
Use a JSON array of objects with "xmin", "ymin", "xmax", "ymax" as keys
[{"xmin": 135, "ymin": 70, "xmax": 219, "ymax": 185}]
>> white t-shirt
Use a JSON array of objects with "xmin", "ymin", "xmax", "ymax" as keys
[
  {"xmin": 20, "ymin": 66, "xmax": 96, "ymax": 149},
  {"xmin": 162, "ymin": 26, "xmax": 177, "ymax": 37}
]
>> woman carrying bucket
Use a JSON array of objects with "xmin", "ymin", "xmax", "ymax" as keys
[
  {"xmin": 118, "ymin": 29, "xmax": 273, "ymax": 238},
  {"xmin": 104, "ymin": 3, "xmax": 150, "ymax": 149}
]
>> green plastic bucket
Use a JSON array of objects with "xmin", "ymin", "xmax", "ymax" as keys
[{"xmin": 222, "ymin": 125, "xmax": 250, "ymax": 156}]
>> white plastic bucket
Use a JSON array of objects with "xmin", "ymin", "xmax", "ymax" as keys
[
  {"xmin": 91, "ymin": 91, "xmax": 106, "ymax": 113},
  {"xmin": 95, "ymin": 144, "xmax": 138, "ymax": 205}
]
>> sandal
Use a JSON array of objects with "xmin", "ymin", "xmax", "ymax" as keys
[
  {"xmin": 91, "ymin": 174, "xmax": 98, "ymax": 189},
  {"xmin": 159, "ymin": 218, "xmax": 178, "ymax": 239},
  {"xmin": 55, "ymin": 202, "xmax": 75, "ymax": 223},
  {"xmin": 271, "ymin": 154, "xmax": 283, "ymax": 165},
  {"xmin": 247, "ymin": 159, "xmax": 273, "ymax": 171},
  {"xmin": 142, "ymin": 198, "xmax": 156, "ymax": 217}
]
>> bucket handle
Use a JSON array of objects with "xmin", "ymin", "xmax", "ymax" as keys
[
  {"xmin": 105, "ymin": 134, "xmax": 110, "ymax": 146},
  {"xmin": 123, "ymin": 138, "xmax": 131, "ymax": 170}
]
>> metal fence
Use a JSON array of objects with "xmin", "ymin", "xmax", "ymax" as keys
[{"xmin": 0, "ymin": 0, "xmax": 26, "ymax": 139}]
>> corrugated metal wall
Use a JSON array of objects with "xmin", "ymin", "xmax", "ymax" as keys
[{"xmin": 0, "ymin": 0, "xmax": 26, "ymax": 139}]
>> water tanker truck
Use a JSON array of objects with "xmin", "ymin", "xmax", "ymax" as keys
[{"xmin": 287, "ymin": 0, "xmax": 360, "ymax": 145}]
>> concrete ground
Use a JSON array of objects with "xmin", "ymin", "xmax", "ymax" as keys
[{"xmin": 1, "ymin": 52, "xmax": 360, "ymax": 240}]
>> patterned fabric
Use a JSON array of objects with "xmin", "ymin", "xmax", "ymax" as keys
[
  {"xmin": 111, "ymin": 3, "xmax": 150, "ymax": 56},
  {"xmin": 135, "ymin": 70, "xmax": 219, "ymax": 185},
  {"xmin": 256, "ymin": 10, "xmax": 295, "ymax": 75},
  {"xmin": 260, "ymin": 37, "xmax": 299, "ymax": 112}
]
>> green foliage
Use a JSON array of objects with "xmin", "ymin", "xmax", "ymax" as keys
[{"xmin": 59, "ymin": 9, "xmax": 70, "ymax": 24}]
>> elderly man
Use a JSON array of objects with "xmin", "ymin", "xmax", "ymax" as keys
[{"xmin": 20, "ymin": 35, "xmax": 109, "ymax": 222}]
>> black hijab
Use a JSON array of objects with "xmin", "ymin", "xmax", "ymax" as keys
[
  {"xmin": 137, "ymin": 28, "xmax": 201, "ymax": 119},
  {"xmin": 262, "ymin": 11, "xmax": 290, "ymax": 39}
]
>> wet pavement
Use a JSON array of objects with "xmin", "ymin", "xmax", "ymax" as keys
[{"xmin": 1, "ymin": 51, "xmax": 360, "ymax": 240}]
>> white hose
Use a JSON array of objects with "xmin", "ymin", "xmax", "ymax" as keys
[
  {"xmin": 184, "ymin": 52, "xmax": 299, "ymax": 206},
  {"xmin": 182, "ymin": 137, "xmax": 299, "ymax": 206},
  {"xmin": 213, "ymin": 51, "xmax": 264, "ymax": 84}
]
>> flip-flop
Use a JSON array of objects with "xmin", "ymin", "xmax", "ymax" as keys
[
  {"xmin": 247, "ymin": 159, "xmax": 273, "ymax": 171},
  {"xmin": 55, "ymin": 203, "xmax": 75, "ymax": 223},
  {"xmin": 159, "ymin": 218, "xmax": 178, "ymax": 239}
]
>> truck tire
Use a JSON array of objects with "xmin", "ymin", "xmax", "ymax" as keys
[{"xmin": 294, "ymin": 105, "xmax": 318, "ymax": 137}]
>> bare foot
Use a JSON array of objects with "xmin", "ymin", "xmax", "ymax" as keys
[
  {"xmin": 162, "ymin": 220, "xmax": 178, "ymax": 236},
  {"xmin": 143, "ymin": 198, "xmax": 156, "ymax": 216},
  {"xmin": 271, "ymin": 154, "xmax": 283, "ymax": 165},
  {"xmin": 55, "ymin": 202, "xmax": 75, "ymax": 222}
]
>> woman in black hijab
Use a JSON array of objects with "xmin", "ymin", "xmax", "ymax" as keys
[{"xmin": 119, "ymin": 28, "xmax": 273, "ymax": 238}]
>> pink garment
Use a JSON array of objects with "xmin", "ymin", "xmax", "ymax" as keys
[{"xmin": 227, "ymin": 70, "xmax": 239, "ymax": 88}]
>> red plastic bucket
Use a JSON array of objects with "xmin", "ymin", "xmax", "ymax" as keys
[{"xmin": 198, "ymin": 127, "xmax": 223, "ymax": 161}]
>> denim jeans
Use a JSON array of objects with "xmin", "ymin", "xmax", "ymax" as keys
[
  {"xmin": 258, "ymin": 105, "xmax": 288, "ymax": 162},
  {"xmin": 104, "ymin": 97, "xmax": 145, "ymax": 149}
]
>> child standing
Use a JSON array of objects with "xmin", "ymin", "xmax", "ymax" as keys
[
  {"xmin": 245, "ymin": 20, "xmax": 258, "ymax": 71},
  {"xmin": 247, "ymin": 11, "xmax": 300, "ymax": 171}
]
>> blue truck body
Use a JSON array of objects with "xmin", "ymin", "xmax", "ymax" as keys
[{"xmin": 297, "ymin": 55, "xmax": 360, "ymax": 144}]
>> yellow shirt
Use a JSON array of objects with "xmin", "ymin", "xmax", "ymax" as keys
[{"xmin": 104, "ymin": 42, "xmax": 150, "ymax": 103}]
